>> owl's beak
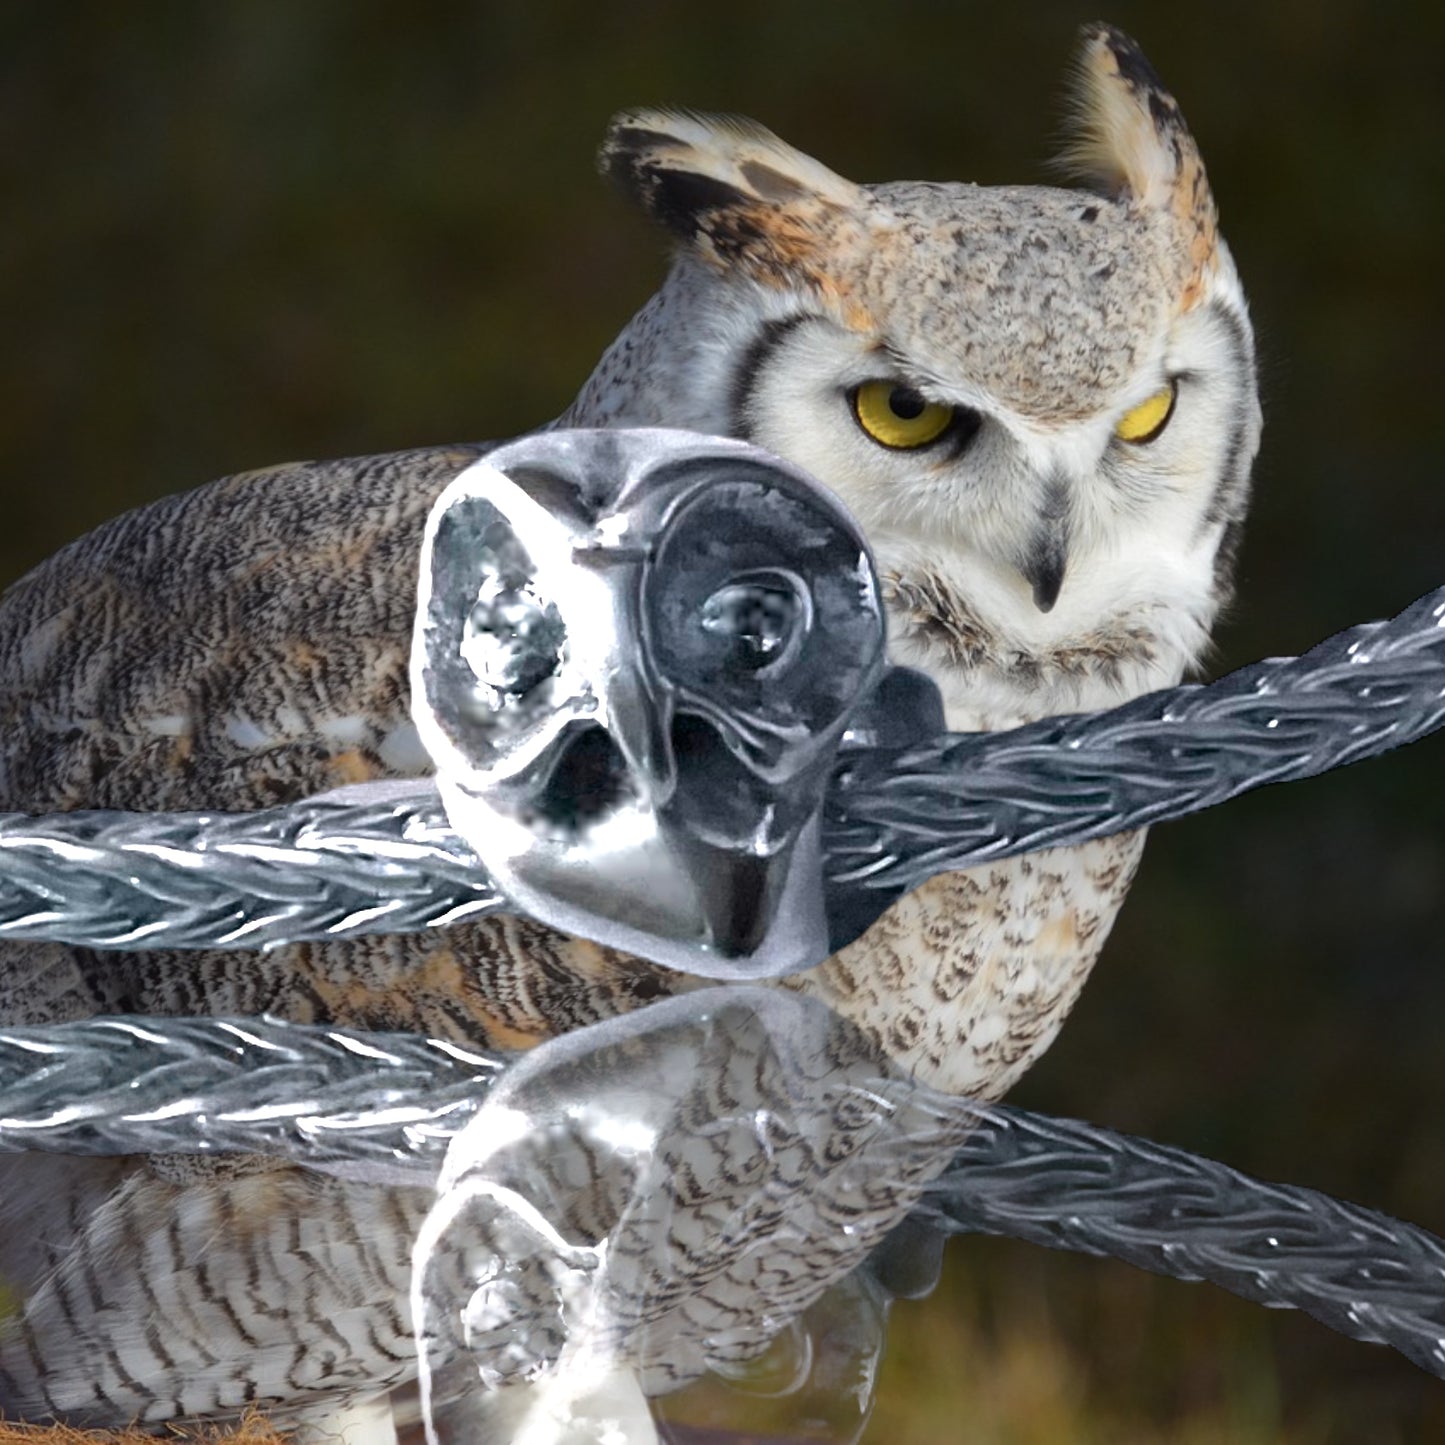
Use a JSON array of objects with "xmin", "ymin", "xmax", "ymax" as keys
[
  {"xmin": 1021, "ymin": 484, "xmax": 1070, "ymax": 613},
  {"xmin": 1024, "ymin": 541, "xmax": 1067, "ymax": 613}
]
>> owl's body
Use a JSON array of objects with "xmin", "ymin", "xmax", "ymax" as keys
[{"xmin": 0, "ymin": 26, "xmax": 1259, "ymax": 1436}]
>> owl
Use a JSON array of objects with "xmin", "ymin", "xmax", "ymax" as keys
[{"xmin": 0, "ymin": 23, "xmax": 1259, "ymax": 1440}]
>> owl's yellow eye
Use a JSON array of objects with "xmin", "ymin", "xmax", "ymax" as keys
[
  {"xmin": 1114, "ymin": 382, "xmax": 1178, "ymax": 444},
  {"xmin": 852, "ymin": 380, "xmax": 956, "ymax": 450}
]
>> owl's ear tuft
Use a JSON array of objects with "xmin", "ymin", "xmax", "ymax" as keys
[
  {"xmin": 1059, "ymin": 24, "xmax": 1218, "ymax": 303},
  {"xmin": 600, "ymin": 109, "xmax": 866, "ymax": 292}
]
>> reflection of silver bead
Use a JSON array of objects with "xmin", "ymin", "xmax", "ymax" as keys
[{"xmin": 412, "ymin": 987, "xmax": 962, "ymax": 1434}]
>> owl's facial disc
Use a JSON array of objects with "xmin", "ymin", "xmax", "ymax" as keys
[
  {"xmin": 846, "ymin": 374, "xmax": 1072, "ymax": 613},
  {"xmin": 581, "ymin": 25, "xmax": 1260, "ymax": 728}
]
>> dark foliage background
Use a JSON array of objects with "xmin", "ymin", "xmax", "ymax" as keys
[{"xmin": 2, "ymin": 3, "xmax": 1442, "ymax": 1439}]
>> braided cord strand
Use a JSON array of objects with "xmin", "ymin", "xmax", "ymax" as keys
[
  {"xmin": 0, "ymin": 1014, "xmax": 507, "ymax": 1173},
  {"xmin": 0, "ymin": 791, "xmax": 499, "ymax": 951},
  {"xmin": 827, "ymin": 584, "xmax": 1445, "ymax": 890}
]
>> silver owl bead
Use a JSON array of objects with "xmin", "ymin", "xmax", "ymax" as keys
[{"xmin": 412, "ymin": 428, "xmax": 889, "ymax": 978}]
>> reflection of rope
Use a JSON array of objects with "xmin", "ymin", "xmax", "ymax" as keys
[
  {"xmin": 0, "ymin": 1015, "xmax": 504, "ymax": 1169},
  {"xmin": 1, "ymin": 1013, "xmax": 1440, "ymax": 1379},
  {"xmin": 925, "ymin": 1106, "xmax": 1445, "ymax": 1378},
  {"xmin": 0, "ymin": 585, "xmax": 1440, "ymax": 951}
]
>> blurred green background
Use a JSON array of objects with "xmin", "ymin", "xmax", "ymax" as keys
[{"xmin": 2, "ymin": 2, "xmax": 1442, "ymax": 1440}]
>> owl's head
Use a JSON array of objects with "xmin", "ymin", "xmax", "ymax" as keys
[{"xmin": 564, "ymin": 24, "xmax": 1260, "ymax": 731}]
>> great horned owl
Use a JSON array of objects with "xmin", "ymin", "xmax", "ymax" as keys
[{"xmin": 0, "ymin": 24, "xmax": 1259, "ymax": 1438}]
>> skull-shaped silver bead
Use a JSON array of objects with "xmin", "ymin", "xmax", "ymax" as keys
[{"xmin": 411, "ymin": 428, "xmax": 887, "ymax": 978}]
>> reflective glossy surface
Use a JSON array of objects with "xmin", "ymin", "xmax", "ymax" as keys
[{"xmin": 411, "ymin": 430, "xmax": 889, "ymax": 979}]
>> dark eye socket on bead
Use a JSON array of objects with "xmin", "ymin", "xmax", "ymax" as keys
[{"xmin": 851, "ymin": 380, "xmax": 981, "ymax": 453}]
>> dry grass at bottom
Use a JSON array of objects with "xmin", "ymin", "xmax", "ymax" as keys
[
  {"xmin": 862, "ymin": 1234, "xmax": 1445, "ymax": 1445},
  {"xmin": 865, "ymin": 1241, "xmax": 1296, "ymax": 1445},
  {"xmin": 0, "ymin": 1413, "xmax": 290, "ymax": 1445}
]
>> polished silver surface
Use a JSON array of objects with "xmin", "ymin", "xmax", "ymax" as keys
[{"xmin": 412, "ymin": 429, "xmax": 887, "ymax": 978}]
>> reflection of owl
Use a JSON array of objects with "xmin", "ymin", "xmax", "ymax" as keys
[{"xmin": 0, "ymin": 24, "xmax": 1259, "ymax": 1437}]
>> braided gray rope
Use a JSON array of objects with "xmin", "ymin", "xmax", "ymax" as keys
[
  {"xmin": 829, "ymin": 582, "xmax": 1445, "ymax": 890},
  {"xmin": 0, "ymin": 789, "xmax": 492, "ymax": 951},
  {"xmin": 2, "ymin": 1013, "xmax": 1440, "ymax": 1378},
  {"xmin": 0, "ymin": 585, "xmax": 1440, "ymax": 952}
]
